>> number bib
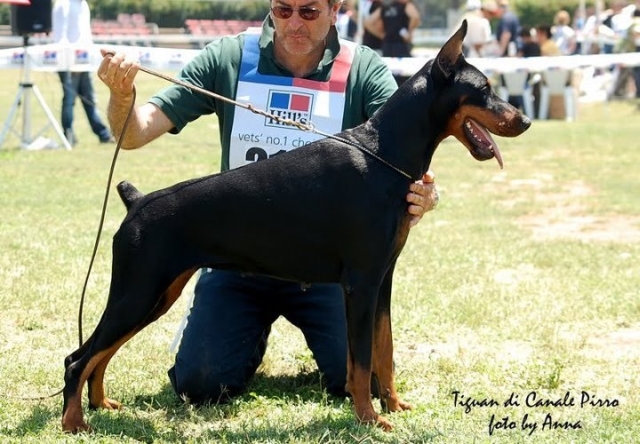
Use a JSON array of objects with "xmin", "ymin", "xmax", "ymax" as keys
[{"xmin": 228, "ymin": 33, "xmax": 355, "ymax": 169}]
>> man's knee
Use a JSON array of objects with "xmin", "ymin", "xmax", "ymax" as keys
[{"xmin": 168, "ymin": 364, "xmax": 246, "ymax": 405}]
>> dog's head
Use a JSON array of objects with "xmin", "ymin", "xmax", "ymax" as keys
[{"xmin": 429, "ymin": 20, "xmax": 531, "ymax": 168}]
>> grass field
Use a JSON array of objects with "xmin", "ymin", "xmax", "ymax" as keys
[{"xmin": 1, "ymin": 66, "xmax": 639, "ymax": 443}]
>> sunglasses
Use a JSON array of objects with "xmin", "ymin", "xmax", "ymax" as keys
[{"xmin": 271, "ymin": 5, "xmax": 323, "ymax": 21}]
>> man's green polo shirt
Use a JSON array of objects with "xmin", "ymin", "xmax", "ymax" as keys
[{"xmin": 149, "ymin": 18, "xmax": 398, "ymax": 171}]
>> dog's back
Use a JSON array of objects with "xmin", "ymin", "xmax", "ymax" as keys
[{"xmin": 115, "ymin": 127, "xmax": 412, "ymax": 282}]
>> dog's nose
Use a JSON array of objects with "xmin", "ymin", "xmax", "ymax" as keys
[{"xmin": 520, "ymin": 115, "xmax": 532, "ymax": 131}]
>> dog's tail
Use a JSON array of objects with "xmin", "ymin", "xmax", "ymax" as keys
[{"xmin": 117, "ymin": 181, "xmax": 144, "ymax": 210}]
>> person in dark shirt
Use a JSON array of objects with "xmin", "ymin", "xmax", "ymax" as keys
[
  {"xmin": 365, "ymin": 0, "xmax": 421, "ymax": 57},
  {"xmin": 518, "ymin": 26, "xmax": 541, "ymax": 57},
  {"xmin": 494, "ymin": 0, "xmax": 520, "ymax": 56},
  {"xmin": 362, "ymin": 0, "xmax": 384, "ymax": 53}
]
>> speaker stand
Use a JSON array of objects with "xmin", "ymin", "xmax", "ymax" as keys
[{"xmin": 0, "ymin": 35, "xmax": 72, "ymax": 150}]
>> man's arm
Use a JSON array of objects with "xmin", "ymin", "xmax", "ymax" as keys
[
  {"xmin": 498, "ymin": 30, "xmax": 512, "ymax": 56},
  {"xmin": 51, "ymin": 4, "xmax": 66, "ymax": 44},
  {"xmin": 98, "ymin": 50, "xmax": 174, "ymax": 149},
  {"xmin": 406, "ymin": 2, "xmax": 422, "ymax": 35},
  {"xmin": 364, "ymin": 8, "xmax": 385, "ymax": 40}
]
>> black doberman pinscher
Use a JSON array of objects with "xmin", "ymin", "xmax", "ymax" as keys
[{"xmin": 62, "ymin": 22, "xmax": 530, "ymax": 433}]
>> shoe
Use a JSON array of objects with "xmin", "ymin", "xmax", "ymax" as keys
[
  {"xmin": 100, "ymin": 135, "xmax": 116, "ymax": 144},
  {"xmin": 64, "ymin": 129, "xmax": 77, "ymax": 146}
]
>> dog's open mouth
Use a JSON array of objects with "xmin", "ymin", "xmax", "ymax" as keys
[{"xmin": 463, "ymin": 118, "xmax": 503, "ymax": 168}]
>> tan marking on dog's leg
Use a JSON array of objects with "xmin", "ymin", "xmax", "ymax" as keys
[
  {"xmin": 87, "ymin": 269, "xmax": 196, "ymax": 411},
  {"xmin": 62, "ymin": 393, "xmax": 91, "ymax": 433},
  {"xmin": 88, "ymin": 346, "xmax": 124, "ymax": 410},
  {"xmin": 348, "ymin": 359, "xmax": 393, "ymax": 431},
  {"xmin": 150, "ymin": 269, "xmax": 197, "ymax": 322},
  {"xmin": 373, "ymin": 313, "xmax": 412, "ymax": 413},
  {"xmin": 62, "ymin": 350, "xmax": 111, "ymax": 433}
]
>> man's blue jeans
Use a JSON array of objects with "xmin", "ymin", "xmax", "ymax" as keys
[
  {"xmin": 58, "ymin": 71, "xmax": 111, "ymax": 142},
  {"xmin": 168, "ymin": 269, "xmax": 348, "ymax": 404}
]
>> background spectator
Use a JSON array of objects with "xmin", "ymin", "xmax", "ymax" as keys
[
  {"xmin": 366, "ymin": 0, "xmax": 421, "ymax": 57},
  {"xmin": 494, "ymin": 0, "xmax": 520, "ymax": 56},
  {"xmin": 457, "ymin": 0, "xmax": 493, "ymax": 57},
  {"xmin": 52, "ymin": 0, "xmax": 114, "ymax": 145},
  {"xmin": 612, "ymin": 4, "xmax": 640, "ymax": 97},
  {"xmin": 552, "ymin": 9, "xmax": 577, "ymax": 55},
  {"xmin": 336, "ymin": 0, "xmax": 358, "ymax": 41},
  {"xmin": 518, "ymin": 26, "xmax": 541, "ymax": 57},
  {"xmin": 536, "ymin": 24, "xmax": 561, "ymax": 56},
  {"xmin": 362, "ymin": 0, "xmax": 384, "ymax": 53},
  {"xmin": 631, "ymin": 8, "xmax": 640, "ymax": 97}
]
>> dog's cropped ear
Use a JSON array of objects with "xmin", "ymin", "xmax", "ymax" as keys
[{"xmin": 432, "ymin": 19, "xmax": 467, "ymax": 84}]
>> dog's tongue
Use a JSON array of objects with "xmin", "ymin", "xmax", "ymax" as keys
[{"xmin": 469, "ymin": 119, "xmax": 503, "ymax": 169}]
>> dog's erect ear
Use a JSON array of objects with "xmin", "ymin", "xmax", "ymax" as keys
[{"xmin": 432, "ymin": 20, "xmax": 467, "ymax": 83}]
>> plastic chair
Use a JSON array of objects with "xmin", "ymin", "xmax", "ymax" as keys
[
  {"xmin": 538, "ymin": 68, "xmax": 576, "ymax": 121},
  {"xmin": 498, "ymin": 69, "xmax": 535, "ymax": 119}
]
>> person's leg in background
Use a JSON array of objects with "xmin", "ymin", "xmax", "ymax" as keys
[
  {"xmin": 76, "ymin": 71, "xmax": 113, "ymax": 143},
  {"xmin": 634, "ymin": 47, "xmax": 640, "ymax": 98},
  {"xmin": 58, "ymin": 71, "xmax": 77, "ymax": 145}
]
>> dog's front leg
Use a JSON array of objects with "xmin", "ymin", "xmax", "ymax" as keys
[
  {"xmin": 372, "ymin": 264, "xmax": 412, "ymax": 414},
  {"xmin": 343, "ymin": 282, "xmax": 394, "ymax": 431}
]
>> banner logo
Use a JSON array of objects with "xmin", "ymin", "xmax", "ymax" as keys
[
  {"xmin": 138, "ymin": 51, "xmax": 152, "ymax": 66},
  {"xmin": 75, "ymin": 49, "xmax": 90, "ymax": 64},
  {"xmin": 265, "ymin": 90, "xmax": 313, "ymax": 129},
  {"xmin": 11, "ymin": 52, "xmax": 24, "ymax": 65},
  {"xmin": 43, "ymin": 50, "xmax": 57, "ymax": 65}
]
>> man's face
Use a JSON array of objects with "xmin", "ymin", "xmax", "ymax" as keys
[{"xmin": 270, "ymin": 0, "xmax": 340, "ymax": 56}]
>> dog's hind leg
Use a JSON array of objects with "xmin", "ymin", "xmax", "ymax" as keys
[
  {"xmin": 86, "ymin": 268, "xmax": 198, "ymax": 410},
  {"xmin": 372, "ymin": 264, "xmax": 412, "ymax": 414},
  {"xmin": 62, "ymin": 267, "xmax": 197, "ymax": 432}
]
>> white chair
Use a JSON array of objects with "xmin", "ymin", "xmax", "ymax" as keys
[
  {"xmin": 498, "ymin": 70, "xmax": 535, "ymax": 119},
  {"xmin": 538, "ymin": 68, "xmax": 576, "ymax": 121}
]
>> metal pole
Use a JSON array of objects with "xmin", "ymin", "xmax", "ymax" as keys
[{"xmin": 21, "ymin": 35, "xmax": 33, "ymax": 144}]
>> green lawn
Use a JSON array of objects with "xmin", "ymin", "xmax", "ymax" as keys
[{"xmin": 0, "ymin": 67, "xmax": 639, "ymax": 443}]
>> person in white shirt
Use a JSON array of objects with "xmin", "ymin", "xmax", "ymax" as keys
[
  {"xmin": 457, "ymin": 0, "xmax": 494, "ymax": 58},
  {"xmin": 52, "ymin": 0, "xmax": 113, "ymax": 145},
  {"xmin": 552, "ymin": 9, "xmax": 577, "ymax": 55}
]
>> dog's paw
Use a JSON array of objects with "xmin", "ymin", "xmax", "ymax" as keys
[
  {"xmin": 388, "ymin": 398, "xmax": 412, "ymax": 412},
  {"xmin": 375, "ymin": 414, "xmax": 394, "ymax": 431},
  {"xmin": 355, "ymin": 406, "xmax": 394, "ymax": 431},
  {"xmin": 62, "ymin": 416, "xmax": 92, "ymax": 434},
  {"xmin": 100, "ymin": 397, "xmax": 123, "ymax": 410},
  {"xmin": 380, "ymin": 391, "xmax": 413, "ymax": 413},
  {"xmin": 90, "ymin": 397, "xmax": 123, "ymax": 410}
]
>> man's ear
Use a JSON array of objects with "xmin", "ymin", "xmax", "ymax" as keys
[{"xmin": 330, "ymin": 1, "xmax": 342, "ymax": 24}]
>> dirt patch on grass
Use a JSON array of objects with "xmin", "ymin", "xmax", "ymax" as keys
[
  {"xmin": 508, "ymin": 178, "xmax": 640, "ymax": 242},
  {"xmin": 581, "ymin": 327, "xmax": 640, "ymax": 360}
]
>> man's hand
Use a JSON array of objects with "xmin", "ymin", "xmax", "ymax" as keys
[
  {"xmin": 98, "ymin": 49, "xmax": 139, "ymax": 97},
  {"xmin": 407, "ymin": 170, "xmax": 438, "ymax": 228}
]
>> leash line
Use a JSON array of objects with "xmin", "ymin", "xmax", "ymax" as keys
[
  {"xmin": 133, "ymin": 62, "xmax": 414, "ymax": 180},
  {"xmin": 77, "ymin": 86, "xmax": 138, "ymax": 347}
]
